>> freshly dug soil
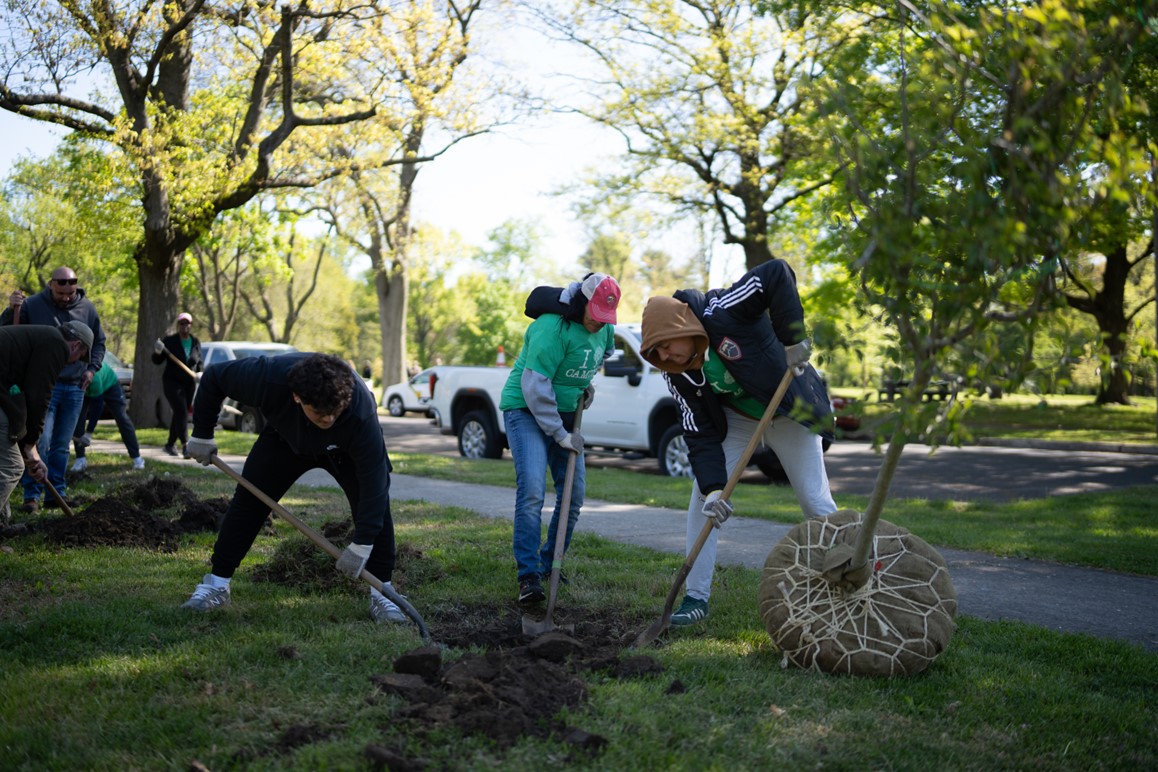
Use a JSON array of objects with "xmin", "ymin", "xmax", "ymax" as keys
[
  {"xmin": 5, "ymin": 476, "xmax": 227, "ymax": 551},
  {"xmin": 5, "ymin": 480, "xmax": 668, "ymax": 767}
]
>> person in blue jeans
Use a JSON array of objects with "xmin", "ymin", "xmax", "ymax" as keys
[
  {"xmin": 70, "ymin": 359, "xmax": 143, "ymax": 472},
  {"xmin": 498, "ymin": 272, "xmax": 620, "ymax": 604},
  {"xmin": 1, "ymin": 267, "xmax": 106, "ymax": 512}
]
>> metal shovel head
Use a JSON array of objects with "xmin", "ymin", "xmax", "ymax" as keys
[
  {"xmin": 631, "ymin": 615, "xmax": 670, "ymax": 649},
  {"xmin": 521, "ymin": 612, "xmax": 575, "ymax": 637}
]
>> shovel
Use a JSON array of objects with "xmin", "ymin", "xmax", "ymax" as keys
[
  {"xmin": 163, "ymin": 347, "xmax": 198, "ymax": 379},
  {"xmin": 632, "ymin": 366, "xmax": 798, "ymax": 648},
  {"xmin": 21, "ymin": 448, "xmax": 75, "ymax": 516},
  {"xmin": 209, "ymin": 455, "xmax": 431, "ymax": 642},
  {"xmin": 521, "ymin": 401, "xmax": 586, "ymax": 637}
]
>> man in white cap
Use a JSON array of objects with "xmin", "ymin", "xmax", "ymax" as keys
[
  {"xmin": 152, "ymin": 312, "xmax": 203, "ymax": 457},
  {"xmin": 1, "ymin": 267, "xmax": 106, "ymax": 512},
  {"xmin": 499, "ymin": 271, "xmax": 621, "ymax": 604}
]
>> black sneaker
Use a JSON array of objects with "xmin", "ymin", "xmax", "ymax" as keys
[
  {"xmin": 163, "ymin": 444, "xmax": 178, "ymax": 456},
  {"xmin": 518, "ymin": 575, "xmax": 545, "ymax": 604}
]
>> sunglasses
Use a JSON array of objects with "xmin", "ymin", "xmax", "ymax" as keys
[{"xmin": 54, "ymin": 278, "xmax": 79, "ymax": 286}]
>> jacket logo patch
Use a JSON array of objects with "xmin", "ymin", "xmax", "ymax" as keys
[{"xmin": 717, "ymin": 337, "xmax": 742, "ymax": 361}]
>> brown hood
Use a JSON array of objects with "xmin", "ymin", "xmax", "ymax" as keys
[{"xmin": 640, "ymin": 296, "xmax": 709, "ymax": 373}]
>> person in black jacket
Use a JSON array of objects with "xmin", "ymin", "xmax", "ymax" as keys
[
  {"xmin": 151, "ymin": 312, "xmax": 202, "ymax": 457},
  {"xmin": 180, "ymin": 352, "xmax": 407, "ymax": 624},
  {"xmin": 2, "ymin": 267, "xmax": 106, "ymax": 512},
  {"xmin": 640, "ymin": 259, "xmax": 839, "ymax": 628},
  {"xmin": 0, "ymin": 322, "xmax": 93, "ymax": 525}
]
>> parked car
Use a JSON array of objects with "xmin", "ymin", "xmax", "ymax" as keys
[
  {"xmin": 198, "ymin": 341, "xmax": 298, "ymax": 433},
  {"xmin": 382, "ymin": 368, "xmax": 435, "ymax": 418},
  {"xmin": 102, "ymin": 349, "xmax": 133, "ymax": 400}
]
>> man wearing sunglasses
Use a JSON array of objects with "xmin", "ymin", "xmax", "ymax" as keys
[{"xmin": 1, "ymin": 267, "xmax": 106, "ymax": 512}]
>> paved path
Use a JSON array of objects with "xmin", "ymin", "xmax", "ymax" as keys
[{"xmin": 109, "ymin": 440, "xmax": 1158, "ymax": 652}]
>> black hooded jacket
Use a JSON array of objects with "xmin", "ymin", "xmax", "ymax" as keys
[{"xmin": 641, "ymin": 260, "xmax": 833, "ymax": 495}]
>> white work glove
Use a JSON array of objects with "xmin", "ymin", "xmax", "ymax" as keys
[
  {"xmin": 185, "ymin": 436, "xmax": 217, "ymax": 466},
  {"xmin": 557, "ymin": 431, "xmax": 584, "ymax": 453},
  {"xmin": 785, "ymin": 340, "xmax": 811, "ymax": 370},
  {"xmin": 336, "ymin": 543, "xmax": 373, "ymax": 579},
  {"xmin": 582, "ymin": 385, "xmax": 595, "ymax": 410},
  {"xmin": 154, "ymin": 339, "xmax": 165, "ymax": 355},
  {"xmin": 702, "ymin": 490, "xmax": 734, "ymax": 529}
]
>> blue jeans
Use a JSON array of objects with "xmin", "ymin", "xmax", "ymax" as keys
[
  {"xmin": 22, "ymin": 382, "xmax": 85, "ymax": 501},
  {"xmin": 505, "ymin": 408, "xmax": 585, "ymax": 580}
]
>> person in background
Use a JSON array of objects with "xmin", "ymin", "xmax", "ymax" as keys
[
  {"xmin": 1, "ymin": 267, "xmax": 106, "ymax": 512},
  {"xmin": 152, "ymin": 312, "xmax": 202, "ymax": 457},
  {"xmin": 0, "ymin": 322, "xmax": 93, "ymax": 525},
  {"xmin": 70, "ymin": 357, "xmax": 144, "ymax": 472},
  {"xmin": 639, "ymin": 259, "xmax": 838, "ymax": 628},
  {"xmin": 180, "ymin": 352, "xmax": 407, "ymax": 624},
  {"xmin": 498, "ymin": 272, "xmax": 620, "ymax": 604}
]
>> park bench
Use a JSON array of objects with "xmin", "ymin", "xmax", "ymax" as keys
[{"xmin": 879, "ymin": 376, "xmax": 956, "ymax": 402}]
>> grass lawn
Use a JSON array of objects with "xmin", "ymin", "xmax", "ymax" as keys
[{"xmin": 2, "ymin": 454, "xmax": 1156, "ymax": 770}]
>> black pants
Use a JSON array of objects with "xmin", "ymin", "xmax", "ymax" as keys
[
  {"xmin": 163, "ymin": 380, "xmax": 193, "ymax": 447},
  {"xmin": 210, "ymin": 428, "xmax": 396, "ymax": 581}
]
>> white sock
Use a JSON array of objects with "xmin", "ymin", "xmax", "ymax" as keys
[{"xmin": 207, "ymin": 574, "xmax": 231, "ymax": 589}]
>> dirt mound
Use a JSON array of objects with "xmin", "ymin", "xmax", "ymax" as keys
[{"xmin": 28, "ymin": 477, "xmax": 226, "ymax": 551}]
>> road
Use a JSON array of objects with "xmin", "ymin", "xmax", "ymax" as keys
[{"xmin": 379, "ymin": 415, "xmax": 1158, "ymax": 503}]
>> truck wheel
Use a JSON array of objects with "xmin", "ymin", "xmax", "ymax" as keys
[
  {"xmin": 459, "ymin": 410, "xmax": 502, "ymax": 460},
  {"xmin": 239, "ymin": 406, "xmax": 264, "ymax": 434},
  {"xmin": 657, "ymin": 425, "xmax": 693, "ymax": 478},
  {"xmin": 386, "ymin": 395, "xmax": 405, "ymax": 417}
]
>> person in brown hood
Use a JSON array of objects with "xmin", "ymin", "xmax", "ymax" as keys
[{"xmin": 640, "ymin": 259, "xmax": 838, "ymax": 628}]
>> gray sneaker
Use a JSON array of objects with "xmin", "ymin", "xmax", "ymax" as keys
[
  {"xmin": 71, "ymin": 457, "xmax": 88, "ymax": 473},
  {"xmin": 370, "ymin": 588, "xmax": 407, "ymax": 624},
  {"xmin": 182, "ymin": 575, "xmax": 231, "ymax": 611}
]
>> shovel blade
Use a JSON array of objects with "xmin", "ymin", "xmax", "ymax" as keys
[
  {"xmin": 631, "ymin": 615, "xmax": 670, "ymax": 649},
  {"xmin": 521, "ymin": 613, "xmax": 574, "ymax": 637}
]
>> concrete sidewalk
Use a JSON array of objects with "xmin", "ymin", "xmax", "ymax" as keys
[{"xmin": 113, "ymin": 441, "xmax": 1158, "ymax": 652}]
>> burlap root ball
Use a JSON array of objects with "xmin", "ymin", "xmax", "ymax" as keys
[{"xmin": 758, "ymin": 510, "xmax": 956, "ymax": 677}]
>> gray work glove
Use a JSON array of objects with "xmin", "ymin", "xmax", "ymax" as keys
[
  {"xmin": 185, "ymin": 436, "xmax": 218, "ymax": 466},
  {"xmin": 785, "ymin": 340, "xmax": 811, "ymax": 370},
  {"xmin": 336, "ymin": 543, "xmax": 373, "ymax": 580},
  {"xmin": 582, "ymin": 385, "xmax": 595, "ymax": 410},
  {"xmin": 154, "ymin": 338, "xmax": 165, "ymax": 355},
  {"xmin": 557, "ymin": 431, "xmax": 584, "ymax": 453},
  {"xmin": 702, "ymin": 490, "xmax": 734, "ymax": 529}
]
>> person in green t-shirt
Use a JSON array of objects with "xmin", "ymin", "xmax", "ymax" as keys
[
  {"xmin": 499, "ymin": 273, "xmax": 621, "ymax": 605},
  {"xmin": 70, "ymin": 359, "xmax": 143, "ymax": 472}
]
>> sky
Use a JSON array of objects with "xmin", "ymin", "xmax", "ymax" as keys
[{"xmin": 0, "ymin": 12, "xmax": 743, "ymax": 301}]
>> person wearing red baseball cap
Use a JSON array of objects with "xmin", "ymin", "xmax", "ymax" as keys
[
  {"xmin": 151, "ymin": 312, "xmax": 203, "ymax": 457},
  {"xmin": 499, "ymin": 272, "xmax": 620, "ymax": 605}
]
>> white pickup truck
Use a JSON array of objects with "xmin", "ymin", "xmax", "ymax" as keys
[{"xmin": 426, "ymin": 324, "xmax": 704, "ymax": 476}]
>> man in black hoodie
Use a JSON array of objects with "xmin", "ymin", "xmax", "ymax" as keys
[
  {"xmin": 640, "ymin": 259, "xmax": 839, "ymax": 628},
  {"xmin": 180, "ymin": 352, "xmax": 407, "ymax": 624}
]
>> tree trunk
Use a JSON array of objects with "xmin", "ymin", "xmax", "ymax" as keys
[
  {"xmin": 128, "ymin": 245, "xmax": 184, "ymax": 428},
  {"xmin": 377, "ymin": 267, "xmax": 409, "ymax": 388}
]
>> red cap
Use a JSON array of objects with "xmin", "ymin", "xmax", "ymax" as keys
[{"xmin": 581, "ymin": 273, "xmax": 620, "ymax": 324}]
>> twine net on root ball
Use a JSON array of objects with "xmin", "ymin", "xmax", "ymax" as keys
[{"xmin": 758, "ymin": 510, "xmax": 956, "ymax": 677}]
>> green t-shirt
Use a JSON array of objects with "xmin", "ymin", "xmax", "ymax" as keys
[
  {"xmin": 702, "ymin": 352, "xmax": 764, "ymax": 420},
  {"xmin": 86, "ymin": 361, "xmax": 119, "ymax": 397},
  {"xmin": 499, "ymin": 314, "xmax": 614, "ymax": 412}
]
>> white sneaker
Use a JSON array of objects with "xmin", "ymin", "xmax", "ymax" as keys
[
  {"xmin": 70, "ymin": 457, "xmax": 87, "ymax": 473},
  {"xmin": 132, "ymin": 457, "xmax": 145, "ymax": 470},
  {"xmin": 370, "ymin": 586, "xmax": 407, "ymax": 624},
  {"xmin": 182, "ymin": 575, "xmax": 231, "ymax": 611}
]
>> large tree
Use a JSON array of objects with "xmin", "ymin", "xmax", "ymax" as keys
[
  {"xmin": 0, "ymin": 1, "xmax": 432, "ymax": 425},
  {"xmin": 537, "ymin": 0, "xmax": 847, "ymax": 272}
]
